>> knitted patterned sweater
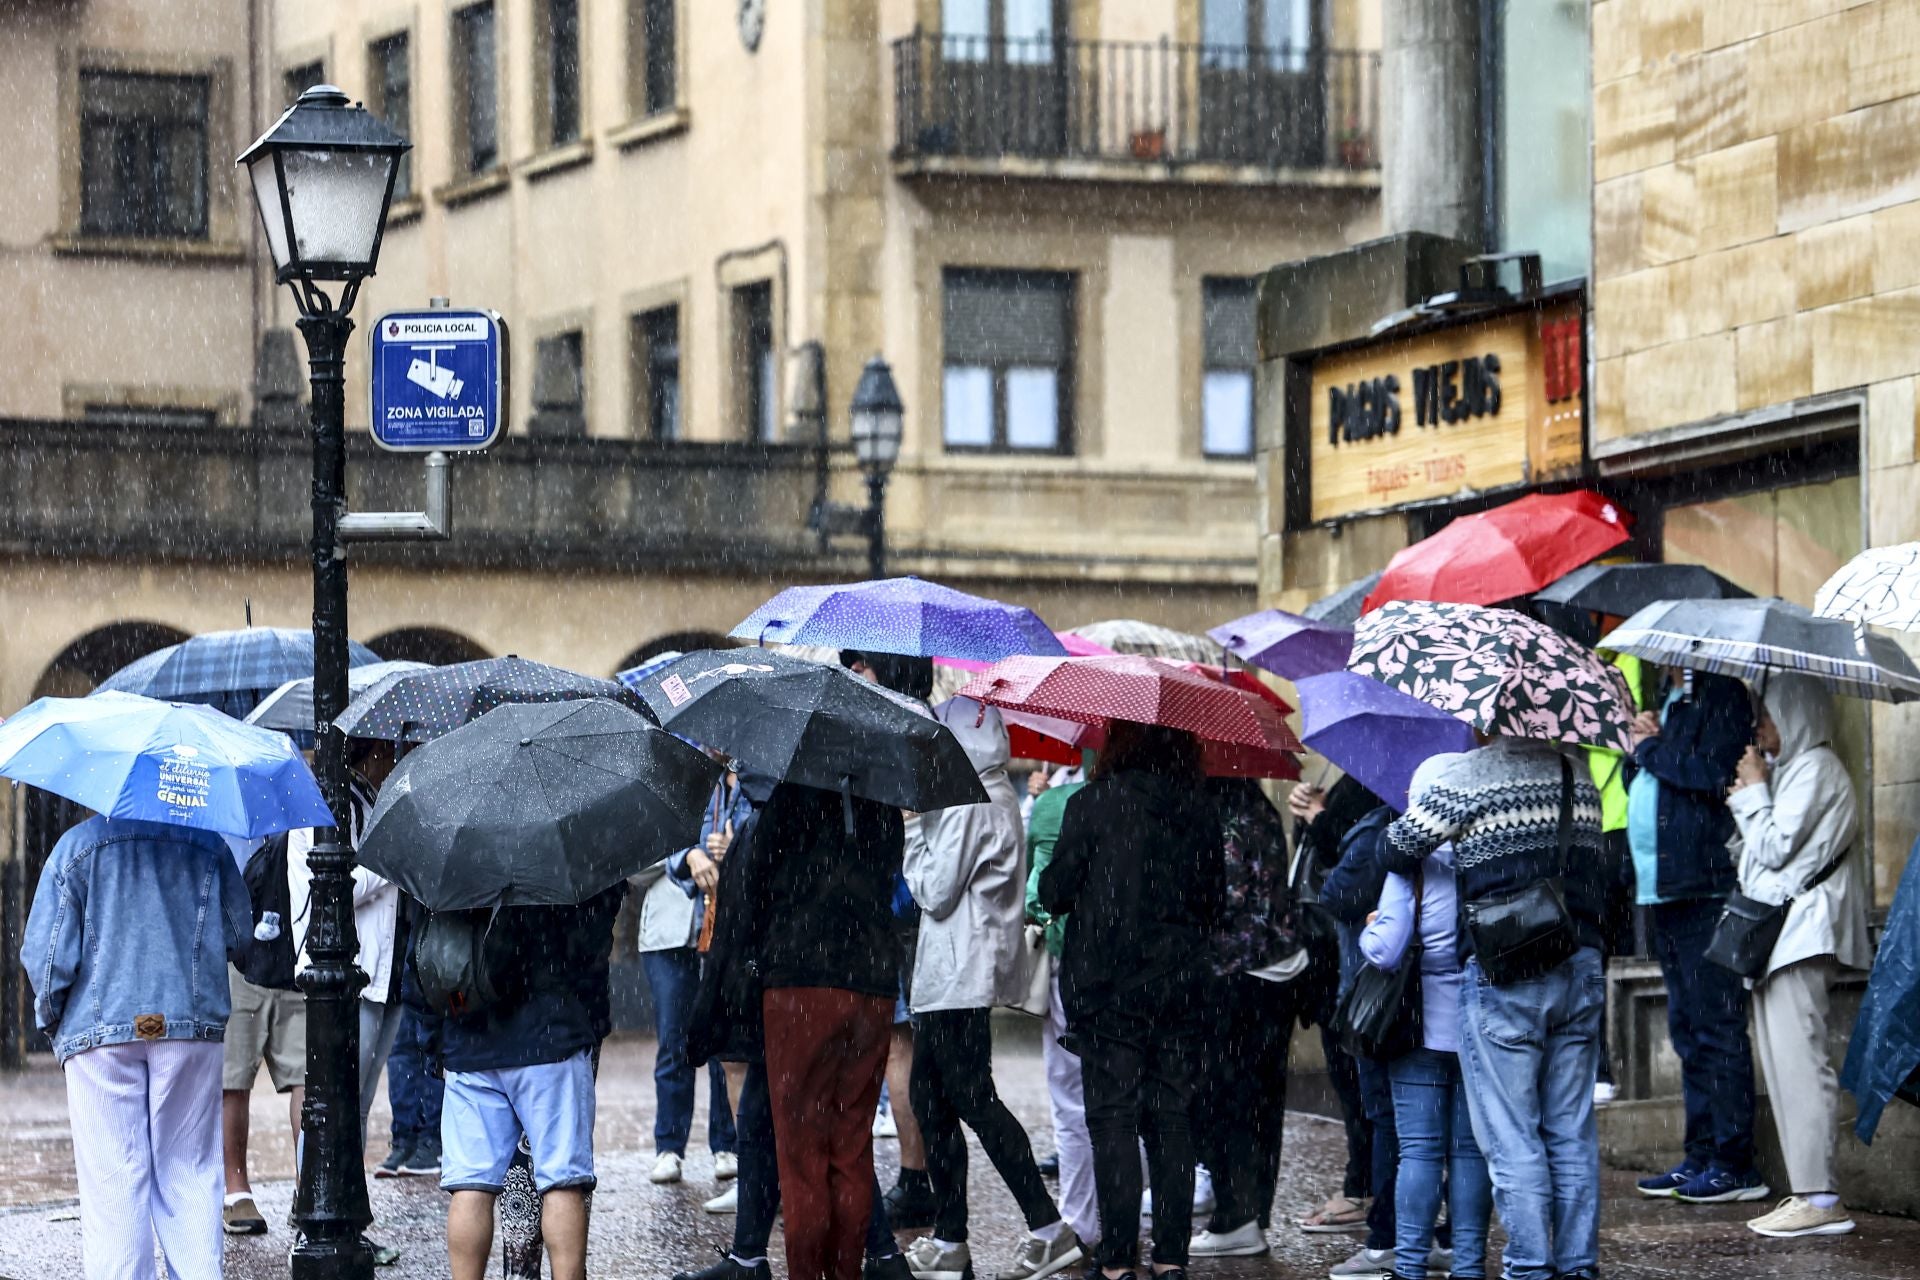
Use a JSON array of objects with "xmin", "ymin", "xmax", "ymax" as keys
[{"xmin": 1382, "ymin": 738, "xmax": 1610, "ymax": 961}]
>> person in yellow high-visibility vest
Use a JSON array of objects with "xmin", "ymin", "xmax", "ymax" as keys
[{"xmin": 1584, "ymin": 651, "xmax": 1645, "ymax": 1107}]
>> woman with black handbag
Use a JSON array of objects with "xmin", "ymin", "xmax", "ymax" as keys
[
  {"xmin": 1727, "ymin": 675, "xmax": 1870, "ymax": 1240},
  {"xmin": 1382, "ymin": 739, "xmax": 1608, "ymax": 1280},
  {"xmin": 1359, "ymin": 842, "xmax": 1492, "ymax": 1280}
]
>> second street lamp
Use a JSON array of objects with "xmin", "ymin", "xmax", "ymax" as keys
[
  {"xmin": 238, "ymin": 84, "xmax": 409, "ymax": 1280},
  {"xmin": 848, "ymin": 356, "xmax": 905, "ymax": 579}
]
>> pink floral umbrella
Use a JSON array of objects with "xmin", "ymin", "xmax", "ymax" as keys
[{"xmin": 1347, "ymin": 600, "xmax": 1635, "ymax": 752}]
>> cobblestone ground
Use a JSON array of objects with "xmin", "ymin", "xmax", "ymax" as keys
[{"xmin": 2, "ymin": 1027, "xmax": 1918, "ymax": 1279}]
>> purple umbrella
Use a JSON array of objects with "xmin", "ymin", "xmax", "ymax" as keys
[
  {"xmin": 1209, "ymin": 609, "xmax": 1354, "ymax": 680},
  {"xmin": 730, "ymin": 576, "xmax": 1069, "ymax": 663},
  {"xmin": 1295, "ymin": 671, "xmax": 1479, "ymax": 812}
]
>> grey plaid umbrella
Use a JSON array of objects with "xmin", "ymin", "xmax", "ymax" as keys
[
  {"xmin": 356, "ymin": 699, "xmax": 721, "ymax": 909},
  {"xmin": 95, "ymin": 627, "xmax": 384, "ymax": 718},
  {"xmin": 1302, "ymin": 573, "xmax": 1383, "ymax": 628},
  {"xmin": 1815, "ymin": 543, "xmax": 1920, "ymax": 632},
  {"xmin": 1600, "ymin": 598, "xmax": 1920, "ymax": 703}
]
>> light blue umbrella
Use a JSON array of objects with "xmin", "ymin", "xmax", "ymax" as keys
[
  {"xmin": 1295, "ymin": 671, "xmax": 1479, "ymax": 812},
  {"xmin": 0, "ymin": 691, "xmax": 333, "ymax": 839}
]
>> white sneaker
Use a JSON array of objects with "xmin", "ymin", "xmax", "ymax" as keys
[
  {"xmin": 905, "ymin": 1236, "xmax": 972, "ymax": 1280},
  {"xmin": 714, "ymin": 1151, "xmax": 739, "ymax": 1181},
  {"xmin": 650, "ymin": 1151, "xmax": 684, "ymax": 1184},
  {"xmin": 1189, "ymin": 1221, "xmax": 1267, "ymax": 1257},
  {"xmin": 1593, "ymin": 1081, "xmax": 1618, "ymax": 1108},
  {"xmin": 1193, "ymin": 1164, "xmax": 1216, "ymax": 1218},
  {"xmin": 1327, "ymin": 1246, "xmax": 1394, "ymax": 1280},
  {"xmin": 993, "ymin": 1229, "xmax": 1082, "ymax": 1280},
  {"xmin": 703, "ymin": 1184, "xmax": 739, "ymax": 1215},
  {"xmin": 874, "ymin": 1104, "xmax": 899, "ymax": 1139}
]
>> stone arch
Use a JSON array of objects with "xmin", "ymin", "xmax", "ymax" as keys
[
  {"xmin": 613, "ymin": 630, "xmax": 736, "ymax": 676},
  {"xmin": 32, "ymin": 619, "xmax": 191, "ymax": 698},
  {"xmin": 365, "ymin": 626, "xmax": 493, "ymax": 666}
]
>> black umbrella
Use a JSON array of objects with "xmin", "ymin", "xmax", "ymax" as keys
[
  {"xmin": 1302, "ymin": 573, "xmax": 1383, "ymax": 628},
  {"xmin": 356, "ymin": 699, "xmax": 721, "ymax": 909},
  {"xmin": 1535, "ymin": 563, "xmax": 1750, "ymax": 618},
  {"xmin": 335, "ymin": 655, "xmax": 656, "ymax": 743},
  {"xmin": 631, "ymin": 649, "xmax": 987, "ymax": 812}
]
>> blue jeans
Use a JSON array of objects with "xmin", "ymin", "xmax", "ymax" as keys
[
  {"xmin": 1458, "ymin": 946, "xmax": 1604, "ymax": 1280},
  {"xmin": 644, "ymin": 948, "xmax": 737, "ymax": 1155},
  {"xmin": 1355, "ymin": 1053, "xmax": 1399, "ymax": 1252},
  {"xmin": 1650, "ymin": 898, "xmax": 1756, "ymax": 1173},
  {"xmin": 388, "ymin": 990, "xmax": 443, "ymax": 1151},
  {"xmin": 733, "ymin": 1059, "xmax": 897, "ymax": 1262},
  {"xmin": 1390, "ymin": 1049, "xmax": 1491, "ymax": 1280}
]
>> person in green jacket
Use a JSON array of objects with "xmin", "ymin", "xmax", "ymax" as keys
[
  {"xmin": 1584, "ymin": 650, "xmax": 1644, "ymax": 1107},
  {"xmin": 1025, "ymin": 771, "xmax": 1095, "ymax": 1254}
]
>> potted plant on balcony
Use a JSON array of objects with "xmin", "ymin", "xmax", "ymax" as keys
[
  {"xmin": 1337, "ymin": 117, "xmax": 1373, "ymax": 169},
  {"xmin": 1129, "ymin": 125, "xmax": 1169, "ymax": 161}
]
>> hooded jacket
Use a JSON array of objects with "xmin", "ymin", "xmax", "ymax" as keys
[
  {"xmin": 1037, "ymin": 766, "xmax": 1225, "ymax": 1021},
  {"xmin": 906, "ymin": 699, "xmax": 1030, "ymax": 1013},
  {"xmin": 1729, "ymin": 674, "xmax": 1871, "ymax": 978}
]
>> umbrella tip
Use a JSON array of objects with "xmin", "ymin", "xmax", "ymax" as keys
[{"xmin": 520, "ymin": 738, "xmax": 532, "ymax": 746}]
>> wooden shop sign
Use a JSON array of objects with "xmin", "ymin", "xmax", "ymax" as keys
[{"xmin": 1307, "ymin": 303, "xmax": 1585, "ymax": 522}]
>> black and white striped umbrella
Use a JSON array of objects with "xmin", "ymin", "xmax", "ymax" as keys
[{"xmin": 1600, "ymin": 597, "xmax": 1920, "ymax": 703}]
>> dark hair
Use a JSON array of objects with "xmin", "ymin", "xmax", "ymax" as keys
[
  {"xmin": 838, "ymin": 650, "xmax": 935, "ymax": 701},
  {"xmin": 1093, "ymin": 719, "xmax": 1203, "ymax": 783}
]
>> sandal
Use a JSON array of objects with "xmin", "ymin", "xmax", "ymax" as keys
[{"xmin": 1298, "ymin": 1194, "xmax": 1371, "ymax": 1233}]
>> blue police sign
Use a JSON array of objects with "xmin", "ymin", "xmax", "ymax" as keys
[{"xmin": 369, "ymin": 308, "xmax": 509, "ymax": 451}]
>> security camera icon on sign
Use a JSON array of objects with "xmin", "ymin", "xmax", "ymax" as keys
[{"xmin": 406, "ymin": 344, "xmax": 464, "ymax": 400}]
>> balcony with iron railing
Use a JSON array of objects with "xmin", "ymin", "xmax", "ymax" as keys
[{"xmin": 892, "ymin": 30, "xmax": 1380, "ymax": 187}]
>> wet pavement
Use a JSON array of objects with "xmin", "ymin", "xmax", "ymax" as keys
[{"xmin": 1, "ymin": 1026, "xmax": 1918, "ymax": 1278}]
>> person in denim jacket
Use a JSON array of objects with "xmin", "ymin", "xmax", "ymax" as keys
[{"xmin": 22, "ymin": 814, "xmax": 252, "ymax": 1280}]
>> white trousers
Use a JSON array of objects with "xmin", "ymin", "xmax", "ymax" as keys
[
  {"xmin": 1752, "ymin": 956, "xmax": 1840, "ymax": 1196},
  {"xmin": 1044, "ymin": 976, "xmax": 1101, "ymax": 1246},
  {"xmin": 66, "ymin": 1039, "xmax": 225, "ymax": 1280}
]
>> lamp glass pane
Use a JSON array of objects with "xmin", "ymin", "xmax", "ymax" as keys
[
  {"xmin": 852, "ymin": 406, "xmax": 902, "ymax": 467},
  {"xmin": 247, "ymin": 155, "xmax": 292, "ymax": 270},
  {"xmin": 282, "ymin": 147, "xmax": 392, "ymax": 268}
]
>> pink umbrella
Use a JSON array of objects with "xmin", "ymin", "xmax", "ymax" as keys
[
  {"xmin": 957, "ymin": 655, "xmax": 1302, "ymax": 753},
  {"xmin": 935, "ymin": 631, "xmax": 1115, "ymax": 674}
]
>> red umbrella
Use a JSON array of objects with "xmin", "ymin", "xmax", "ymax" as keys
[
  {"xmin": 996, "ymin": 705, "xmax": 1301, "ymax": 779},
  {"xmin": 1364, "ymin": 490, "xmax": 1632, "ymax": 613},
  {"xmin": 956, "ymin": 655, "xmax": 1302, "ymax": 754}
]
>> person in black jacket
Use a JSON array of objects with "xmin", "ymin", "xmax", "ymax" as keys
[
  {"xmin": 1287, "ymin": 775, "xmax": 1385, "ymax": 1235},
  {"xmin": 438, "ymin": 884, "xmax": 624, "ymax": 1280},
  {"xmin": 1625, "ymin": 669, "xmax": 1762, "ymax": 1203},
  {"xmin": 1038, "ymin": 722, "xmax": 1224, "ymax": 1280},
  {"xmin": 738, "ymin": 782, "xmax": 905, "ymax": 1280}
]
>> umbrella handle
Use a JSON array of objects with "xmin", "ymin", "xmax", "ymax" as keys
[{"xmin": 840, "ymin": 775, "xmax": 855, "ymax": 837}]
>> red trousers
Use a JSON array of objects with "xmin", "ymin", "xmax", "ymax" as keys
[{"xmin": 762, "ymin": 986, "xmax": 893, "ymax": 1280}]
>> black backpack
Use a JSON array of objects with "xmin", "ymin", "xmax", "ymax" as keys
[
  {"xmin": 412, "ymin": 908, "xmax": 516, "ymax": 1018},
  {"xmin": 239, "ymin": 833, "xmax": 299, "ymax": 991}
]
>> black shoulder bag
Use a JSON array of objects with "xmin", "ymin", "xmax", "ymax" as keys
[
  {"xmin": 1463, "ymin": 756, "xmax": 1580, "ymax": 985},
  {"xmin": 1336, "ymin": 866, "xmax": 1424, "ymax": 1061},
  {"xmin": 1705, "ymin": 844, "xmax": 1850, "ymax": 982}
]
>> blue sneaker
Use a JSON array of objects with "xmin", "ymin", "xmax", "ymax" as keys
[
  {"xmin": 1636, "ymin": 1161, "xmax": 1703, "ymax": 1198},
  {"xmin": 1675, "ymin": 1165, "xmax": 1771, "ymax": 1204}
]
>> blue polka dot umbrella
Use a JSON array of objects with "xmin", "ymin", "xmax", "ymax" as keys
[
  {"xmin": 730, "ymin": 576, "xmax": 1070, "ymax": 663},
  {"xmin": 335, "ymin": 656, "xmax": 656, "ymax": 743}
]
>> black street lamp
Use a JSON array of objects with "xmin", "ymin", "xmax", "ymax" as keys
[
  {"xmin": 801, "ymin": 353, "xmax": 905, "ymax": 578},
  {"xmin": 238, "ymin": 85, "xmax": 409, "ymax": 1280},
  {"xmin": 848, "ymin": 357, "xmax": 904, "ymax": 578}
]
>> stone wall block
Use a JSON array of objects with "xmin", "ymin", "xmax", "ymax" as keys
[
  {"xmin": 1594, "ymin": 174, "xmax": 1648, "ymax": 279},
  {"xmin": 1871, "ymin": 200, "xmax": 1920, "ymax": 294},
  {"xmin": 1746, "ymin": 14, "xmax": 1850, "ymax": 140},
  {"xmin": 1639, "ymin": 161, "xmax": 1699, "ymax": 264},
  {"xmin": 1849, "ymin": 0, "xmax": 1920, "ymax": 111},
  {"xmin": 1622, "ymin": 331, "xmax": 1737, "ymax": 434},
  {"xmin": 1717, "ymin": 235, "xmax": 1797, "ymax": 329},
  {"xmin": 1674, "ymin": 43, "xmax": 1748, "ymax": 158},
  {"xmin": 1867, "ymin": 376, "xmax": 1918, "ymax": 472},
  {"xmin": 1593, "ymin": 354, "xmax": 1629, "ymax": 444},
  {"xmin": 1811, "ymin": 285, "xmax": 1920, "ymax": 393},
  {"xmin": 1595, "ymin": 66, "xmax": 1676, "ymax": 181},
  {"xmin": 1734, "ymin": 313, "xmax": 1813, "ymax": 411},
  {"xmin": 1794, "ymin": 213, "xmax": 1877, "ymax": 311},
  {"xmin": 1779, "ymin": 95, "xmax": 1920, "ymax": 233},
  {"xmin": 1594, "ymin": 266, "xmax": 1676, "ymax": 358},
  {"xmin": 1592, "ymin": 0, "xmax": 1641, "ymax": 84},
  {"xmin": 1694, "ymin": 136, "xmax": 1779, "ymax": 253}
]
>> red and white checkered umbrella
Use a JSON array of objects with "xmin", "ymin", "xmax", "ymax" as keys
[{"xmin": 955, "ymin": 654, "xmax": 1302, "ymax": 754}]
